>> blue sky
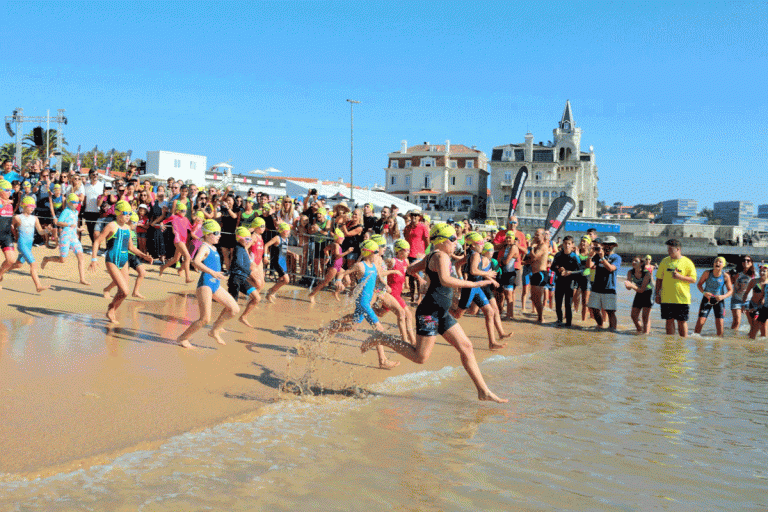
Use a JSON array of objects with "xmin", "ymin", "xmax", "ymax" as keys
[{"xmin": 3, "ymin": 1, "xmax": 766, "ymax": 211}]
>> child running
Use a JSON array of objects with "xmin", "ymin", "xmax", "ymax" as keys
[
  {"xmin": 41, "ymin": 193, "xmax": 91, "ymax": 286},
  {"xmin": 452, "ymin": 232, "xmax": 508, "ymax": 350},
  {"xmin": 498, "ymin": 231, "xmax": 520, "ymax": 319},
  {"xmin": 324, "ymin": 239, "xmax": 400, "ymax": 370},
  {"xmin": 307, "ymin": 228, "xmax": 350, "ymax": 303},
  {"xmin": 263, "ymin": 222, "xmax": 292, "ymax": 303},
  {"xmin": 159, "ymin": 200, "xmax": 193, "ymax": 283},
  {"xmin": 363, "ymin": 223, "xmax": 507, "ymax": 403},
  {"xmin": 176, "ymin": 220, "xmax": 240, "ymax": 348},
  {"xmin": 89, "ymin": 201, "xmax": 153, "ymax": 324},
  {"xmin": 102, "ymin": 212, "xmax": 150, "ymax": 300},
  {"xmin": 370, "ymin": 234, "xmax": 417, "ymax": 347},
  {"xmin": 229, "ymin": 226, "xmax": 261, "ymax": 327},
  {"xmin": 247, "ymin": 216, "xmax": 266, "ymax": 302},
  {"xmin": 10, "ymin": 196, "xmax": 51, "ymax": 292}
]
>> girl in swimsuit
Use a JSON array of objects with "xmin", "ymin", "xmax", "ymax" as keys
[
  {"xmin": 364, "ymin": 223, "xmax": 508, "ymax": 403},
  {"xmin": 10, "ymin": 196, "xmax": 50, "ymax": 292},
  {"xmin": 247, "ymin": 216, "xmax": 266, "ymax": 303},
  {"xmin": 263, "ymin": 222, "xmax": 292, "ymax": 303},
  {"xmin": 41, "ymin": 193, "xmax": 91, "ymax": 286},
  {"xmin": 572, "ymin": 235, "xmax": 593, "ymax": 321},
  {"xmin": 370, "ymin": 234, "xmax": 418, "ymax": 347},
  {"xmin": 452, "ymin": 233, "xmax": 508, "ymax": 350},
  {"xmin": 323, "ymin": 239, "xmax": 399, "ymax": 369},
  {"xmin": 159, "ymin": 200, "xmax": 194, "ymax": 283},
  {"xmin": 176, "ymin": 220, "xmax": 240, "ymax": 348},
  {"xmin": 730, "ymin": 256, "xmax": 756, "ymax": 330},
  {"xmin": 89, "ymin": 201, "xmax": 153, "ymax": 324},
  {"xmin": 308, "ymin": 228, "xmax": 350, "ymax": 304},
  {"xmin": 694, "ymin": 256, "xmax": 733, "ymax": 336},
  {"xmin": 102, "ymin": 212, "xmax": 151, "ymax": 300},
  {"xmin": 745, "ymin": 265, "xmax": 768, "ymax": 339}
]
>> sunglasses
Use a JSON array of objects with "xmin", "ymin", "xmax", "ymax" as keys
[
  {"xmin": 120, "ymin": 211, "xmax": 132, "ymax": 216},
  {"xmin": 239, "ymin": 237, "xmax": 252, "ymax": 242},
  {"xmin": 69, "ymin": 201, "xmax": 81, "ymax": 205},
  {"xmin": 208, "ymin": 231, "xmax": 221, "ymax": 236},
  {"xmin": 1, "ymin": 188, "xmax": 12, "ymax": 193},
  {"xmin": 743, "ymin": 259, "xmax": 752, "ymax": 263}
]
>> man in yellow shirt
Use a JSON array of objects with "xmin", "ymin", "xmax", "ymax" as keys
[{"xmin": 655, "ymin": 239, "xmax": 697, "ymax": 337}]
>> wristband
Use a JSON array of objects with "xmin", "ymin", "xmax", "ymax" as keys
[{"xmin": 91, "ymin": 257, "xmax": 98, "ymax": 262}]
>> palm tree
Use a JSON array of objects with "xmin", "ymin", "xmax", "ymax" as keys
[
  {"xmin": 22, "ymin": 128, "xmax": 68, "ymax": 160},
  {"xmin": 0, "ymin": 142, "xmax": 17, "ymax": 162}
]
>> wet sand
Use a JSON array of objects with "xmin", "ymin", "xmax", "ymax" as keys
[{"xmin": 0, "ymin": 246, "xmax": 534, "ymax": 478}]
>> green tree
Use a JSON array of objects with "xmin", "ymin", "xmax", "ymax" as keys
[{"xmin": 22, "ymin": 128, "xmax": 68, "ymax": 160}]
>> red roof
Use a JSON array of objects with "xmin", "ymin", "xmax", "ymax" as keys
[
  {"xmin": 413, "ymin": 189, "xmax": 441, "ymax": 195},
  {"xmin": 445, "ymin": 191, "xmax": 474, "ymax": 196},
  {"xmin": 389, "ymin": 190, "xmax": 409, "ymax": 195}
]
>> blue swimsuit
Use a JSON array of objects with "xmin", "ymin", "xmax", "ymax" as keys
[
  {"xmin": 353, "ymin": 261, "xmax": 379, "ymax": 325},
  {"xmin": 105, "ymin": 223, "xmax": 131, "ymax": 268},
  {"xmin": 197, "ymin": 243, "xmax": 222, "ymax": 293}
]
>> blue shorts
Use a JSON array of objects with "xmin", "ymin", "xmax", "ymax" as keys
[
  {"xmin": 128, "ymin": 254, "xmax": 143, "ymax": 271},
  {"xmin": 522, "ymin": 266, "xmax": 531, "ymax": 286},
  {"xmin": 228, "ymin": 273, "xmax": 256, "ymax": 301},
  {"xmin": 271, "ymin": 256, "xmax": 288, "ymax": 277},
  {"xmin": 17, "ymin": 237, "xmax": 34, "ymax": 264},
  {"xmin": 458, "ymin": 286, "xmax": 489, "ymax": 310},
  {"xmin": 354, "ymin": 299, "xmax": 379, "ymax": 325},
  {"xmin": 530, "ymin": 271, "xmax": 547, "ymax": 287}
]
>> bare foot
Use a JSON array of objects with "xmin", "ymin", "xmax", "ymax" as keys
[
  {"xmin": 80, "ymin": 280, "xmax": 91, "ymax": 286},
  {"xmin": 185, "ymin": 279, "xmax": 195, "ymax": 284},
  {"xmin": 489, "ymin": 341, "xmax": 507, "ymax": 350},
  {"xmin": 106, "ymin": 309, "xmax": 119, "ymax": 325},
  {"xmin": 479, "ymin": 390, "xmax": 508, "ymax": 403},
  {"xmin": 379, "ymin": 359, "xmax": 400, "ymax": 370},
  {"xmin": 266, "ymin": 293, "xmax": 276, "ymax": 303},
  {"xmin": 36, "ymin": 285, "xmax": 50, "ymax": 292},
  {"xmin": 500, "ymin": 332, "xmax": 513, "ymax": 339},
  {"xmin": 238, "ymin": 316, "xmax": 253, "ymax": 328},
  {"xmin": 158, "ymin": 266, "xmax": 165, "ymax": 276},
  {"xmin": 178, "ymin": 339, "xmax": 194, "ymax": 349},
  {"xmin": 132, "ymin": 292, "xmax": 146, "ymax": 299},
  {"xmin": 334, "ymin": 293, "xmax": 340, "ymax": 301},
  {"xmin": 208, "ymin": 330, "xmax": 226, "ymax": 345},
  {"xmin": 308, "ymin": 294, "xmax": 315, "ymax": 304},
  {"xmin": 103, "ymin": 290, "xmax": 111, "ymax": 299}
]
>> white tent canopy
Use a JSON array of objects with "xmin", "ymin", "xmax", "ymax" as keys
[{"xmin": 285, "ymin": 181, "xmax": 419, "ymax": 213}]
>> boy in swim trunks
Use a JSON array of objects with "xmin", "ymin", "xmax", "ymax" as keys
[
  {"xmin": 40, "ymin": 193, "xmax": 90, "ymax": 286},
  {"xmin": 229, "ymin": 226, "xmax": 261, "ymax": 327}
]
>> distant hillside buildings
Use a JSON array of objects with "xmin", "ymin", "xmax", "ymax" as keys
[{"xmin": 488, "ymin": 101, "xmax": 598, "ymax": 220}]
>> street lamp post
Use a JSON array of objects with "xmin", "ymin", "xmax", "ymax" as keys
[{"xmin": 346, "ymin": 99, "xmax": 360, "ymax": 204}]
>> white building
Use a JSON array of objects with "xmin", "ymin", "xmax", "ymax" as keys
[
  {"xmin": 384, "ymin": 140, "xmax": 489, "ymax": 219},
  {"xmin": 145, "ymin": 151, "xmax": 207, "ymax": 184},
  {"xmin": 488, "ymin": 101, "xmax": 598, "ymax": 221}
]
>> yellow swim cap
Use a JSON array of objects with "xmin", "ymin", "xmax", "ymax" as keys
[
  {"xmin": 0, "ymin": 179, "xmax": 11, "ymax": 190},
  {"xmin": 115, "ymin": 200, "xmax": 132, "ymax": 213},
  {"xmin": 52, "ymin": 183, "xmax": 62, "ymax": 190},
  {"xmin": 370, "ymin": 234, "xmax": 386, "ymax": 248},
  {"xmin": 333, "ymin": 227, "xmax": 344, "ymax": 241},
  {"xmin": 202, "ymin": 220, "xmax": 221, "ymax": 235},
  {"xmin": 250, "ymin": 217, "xmax": 266, "ymax": 229},
  {"xmin": 130, "ymin": 212, "xmax": 139, "ymax": 223},
  {"xmin": 21, "ymin": 195, "xmax": 35, "ymax": 206},
  {"xmin": 422, "ymin": 214, "xmax": 431, "ymax": 224},
  {"xmin": 429, "ymin": 222, "xmax": 457, "ymax": 242},
  {"xmin": 505, "ymin": 230, "xmax": 516, "ymax": 238},
  {"xmin": 174, "ymin": 200, "xmax": 187, "ymax": 212},
  {"xmin": 195, "ymin": 210, "xmax": 205, "ymax": 220},
  {"xmin": 66, "ymin": 193, "xmax": 80, "ymax": 204},
  {"xmin": 394, "ymin": 239, "xmax": 410, "ymax": 253},
  {"xmin": 465, "ymin": 231, "xmax": 483, "ymax": 245},
  {"xmin": 317, "ymin": 207, "xmax": 327, "ymax": 216},
  {"xmin": 482, "ymin": 242, "xmax": 494, "ymax": 254},
  {"xmin": 360, "ymin": 239, "xmax": 378, "ymax": 255},
  {"xmin": 278, "ymin": 222, "xmax": 291, "ymax": 233},
  {"xmin": 235, "ymin": 226, "xmax": 251, "ymax": 238}
]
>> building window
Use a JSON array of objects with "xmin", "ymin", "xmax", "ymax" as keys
[
  {"xmin": 405, "ymin": 175, "xmax": 411, "ymax": 186},
  {"xmin": 422, "ymin": 157, "xmax": 435, "ymax": 167},
  {"xmin": 390, "ymin": 175, "xmax": 397, "ymax": 185},
  {"xmin": 405, "ymin": 160, "xmax": 411, "ymax": 168},
  {"xmin": 514, "ymin": 149, "xmax": 525, "ymax": 161},
  {"xmin": 560, "ymin": 191, "xmax": 567, "ymax": 197},
  {"xmin": 552, "ymin": 190, "xmax": 558, "ymax": 198},
  {"xmin": 466, "ymin": 176, "xmax": 473, "ymax": 186},
  {"xmin": 533, "ymin": 150, "xmax": 554, "ymax": 162},
  {"xmin": 543, "ymin": 191, "xmax": 549, "ymax": 199},
  {"xmin": 503, "ymin": 194, "xmax": 511, "ymax": 202},
  {"xmin": 504, "ymin": 150, "xmax": 512, "ymax": 159},
  {"xmin": 504, "ymin": 172, "xmax": 512, "ymax": 182},
  {"xmin": 391, "ymin": 160, "xmax": 399, "ymax": 169},
  {"xmin": 173, "ymin": 159, "xmax": 181, "ymax": 168},
  {"xmin": 450, "ymin": 176, "xmax": 456, "ymax": 186},
  {"xmin": 535, "ymin": 171, "xmax": 542, "ymax": 181},
  {"xmin": 466, "ymin": 160, "xmax": 474, "ymax": 169},
  {"xmin": 190, "ymin": 161, "xmax": 196, "ymax": 170},
  {"xmin": 450, "ymin": 160, "xmax": 457, "ymax": 168},
  {"xmin": 424, "ymin": 173, "xmax": 431, "ymax": 189}
]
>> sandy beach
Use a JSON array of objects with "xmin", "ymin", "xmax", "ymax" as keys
[{"xmin": 0, "ymin": 244, "xmax": 533, "ymax": 479}]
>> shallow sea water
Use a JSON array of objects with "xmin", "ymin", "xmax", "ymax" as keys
[{"xmin": 1, "ymin": 268, "xmax": 768, "ymax": 511}]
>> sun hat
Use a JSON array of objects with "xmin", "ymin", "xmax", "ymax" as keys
[
  {"xmin": 602, "ymin": 235, "xmax": 618, "ymax": 245},
  {"xmin": 138, "ymin": 203, "xmax": 148, "ymax": 210}
]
